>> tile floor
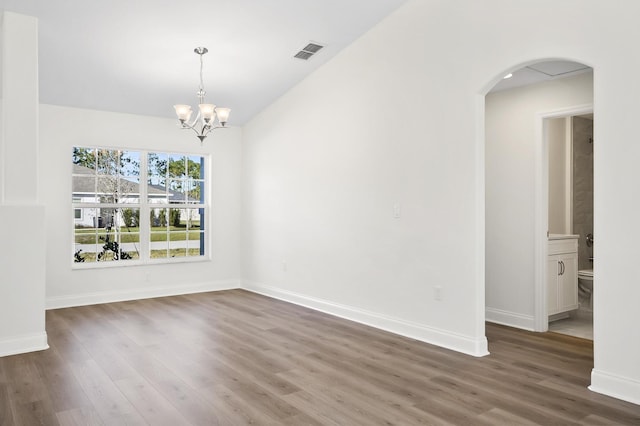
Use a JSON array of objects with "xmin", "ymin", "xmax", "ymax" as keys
[
  {"xmin": 549, "ymin": 307, "xmax": 593, "ymax": 340},
  {"xmin": 548, "ymin": 282, "xmax": 594, "ymax": 340}
]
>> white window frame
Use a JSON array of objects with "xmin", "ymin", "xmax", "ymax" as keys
[{"xmin": 72, "ymin": 148, "xmax": 209, "ymax": 268}]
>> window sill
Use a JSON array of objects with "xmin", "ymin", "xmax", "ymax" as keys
[{"xmin": 71, "ymin": 256, "xmax": 211, "ymax": 270}]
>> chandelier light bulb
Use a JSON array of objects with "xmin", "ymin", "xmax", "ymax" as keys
[
  {"xmin": 215, "ymin": 107, "xmax": 230, "ymax": 125},
  {"xmin": 174, "ymin": 104, "xmax": 193, "ymax": 122},
  {"xmin": 199, "ymin": 104, "xmax": 216, "ymax": 123}
]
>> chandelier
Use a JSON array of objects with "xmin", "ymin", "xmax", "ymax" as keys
[{"xmin": 174, "ymin": 47, "xmax": 231, "ymax": 143}]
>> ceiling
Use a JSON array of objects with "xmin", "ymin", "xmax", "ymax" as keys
[
  {"xmin": 489, "ymin": 60, "xmax": 592, "ymax": 93},
  {"xmin": 0, "ymin": 0, "xmax": 408, "ymax": 125}
]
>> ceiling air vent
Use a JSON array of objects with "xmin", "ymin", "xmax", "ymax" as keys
[
  {"xmin": 294, "ymin": 42, "xmax": 324, "ymax": 60},
  {"xmin": 294, "ymin": 51, "xmax": 314, "ymax": 60}
]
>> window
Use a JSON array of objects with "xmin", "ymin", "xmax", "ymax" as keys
[
  {"xmin": 147, "ymin": 152, "xmax": 206, "ymax": 259},
  {"xmin": 72, "ymin": 147, "xmax": 207, "ymax": 265},
  {"xmin": 73, "ymin": 198, "xmax": 82, "ymax": 220}
]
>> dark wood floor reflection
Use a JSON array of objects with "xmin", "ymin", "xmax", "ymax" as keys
[{"xmin": 1, "ymin": 289, "xmax": 639, "ymax": 425}]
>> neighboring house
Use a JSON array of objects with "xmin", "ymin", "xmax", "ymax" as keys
[{"xmin": 72, "ymin": 163, "xmax": 197, "ymax": 228}]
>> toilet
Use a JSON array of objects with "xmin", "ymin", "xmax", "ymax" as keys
[{"xmin": 578, "ymin": 269, "xmax": 594, "ymax": 309}]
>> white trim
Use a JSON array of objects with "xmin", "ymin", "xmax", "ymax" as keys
[
  {"xmin": 243, "ymin": 281, "xmax": 489, "ymax": 357},
  {"xmin": 474, "ymin": 94, "xmax": 488, "ymax": 342},
  {"xmin": 590, "ymin": 369, "xmax": 640, "ymax": 406},
  {"xmin": 0, "ymin": 332, "xmax": 49, "ymax": 357},
  {"xmin": 46, "ymin": 279, "xmax": 240, "ymax": 310},
  {"xmin": 534, "ymin": 103, "xmax": 593, "ymax": 332},
  {"xmin": 485, "ymin": 307, "xmax": 535, "ymax": 331},
  {"xmin": 534, "ymin": 114, "xmax": 549, "ymax": 332}
]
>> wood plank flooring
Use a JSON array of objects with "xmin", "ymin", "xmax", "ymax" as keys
[{"xmin": 1, "ymin": 289, "xmax": 639, "ymax": 425}]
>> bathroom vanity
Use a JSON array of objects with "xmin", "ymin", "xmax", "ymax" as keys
[{"xmin": 547, "ymin": 235, "xmax": 579, "ymax": 316}]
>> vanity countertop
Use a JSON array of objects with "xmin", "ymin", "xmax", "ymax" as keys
[{"xmin": 548, "ymin": 234, "xmax": 579, "ymax": 240}]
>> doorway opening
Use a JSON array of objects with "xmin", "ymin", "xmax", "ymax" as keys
[
  {"xmin": 546, "ymin": 112, "xmax": 594, "ymax": 340},
  {"xmin": 483, "ymin": 59, "xmax": 594, "ymax": 341}
]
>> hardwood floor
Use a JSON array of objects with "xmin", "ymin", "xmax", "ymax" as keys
[{"xmin": 1, "ymin": 289, "xmax": 639, "ymax": 425}]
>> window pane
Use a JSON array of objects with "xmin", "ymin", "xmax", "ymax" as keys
[
  {"xmin": 187, "ymin": 232, "xmax": 205, "ymax": 256},
  {"xmin": 150, "ymin": 237, "xmax": 169, "ymax": 259},
  {"xmin": 74, "ymin": 236, "xmax": 97, "ymax": 263},
  {"xmin": 148, "ymin": 152, "xmax": 168, "ymax": 183},
  {"xmin": 168, "ymin": 155, "xmax": 187, "ymax": 179},
  {"xmin": 188, "ymin": 155, "xmax": 205, "ymax": 179},
  {"xmin": 119, "ymin": 207, "xmax": 141, "ymax": 228},
  {"xmin": 119, "ymin": 177, "xmax": 140, "ymax": 203},
  {"xmin": 168, "ymin": 229, "xmax": 187, "ymax": 253},
  {"xmin": 74, "ymin": 208, "xmax": 98, "ymax": 229},
  {"xmin": 72, "ymin": 161, "xmax": 97, "ymax": 201},
  {"xmin": 169, "ymin": 239, "xmax": 187, "ymax": 257},
  {"xmin": 150, "ymin": 208, "xmax": 169, "ymax": 229},
  {"xmin": 72, "ymin": 147, "xmax": 97, "ymax": 172},
  {"xmin": 97, "ymin": 176, "xmax": 118, "ymax": 203},
  {"xmin": 118, "ymin": 232, "xmax": 140, "ymax": 260},
  {"xmin": 75, "ymin": 229, "xmax": 96, "ymax": 245},
  {"xmin": 98, "ymin": 208, "xmax": 117, "ymax": 227},
  {"xmin": 148, "ymin": 185, "xmax": 167, "ymax": 203},
  {"xmin": 166, "ymin": 208, "xmax": 180, "ymax": 228},
  {"xmin": 168, "ymin": 179, "xmax": 186, "ymax": 203},
  {"xmin": 150, "ymin": 203, "xmax": 169, "ymax": 260},
  {"xmin": 120, "ymin": 151, "xmax": 141, "ymax": 178},
  {"xmin": 186, "ymin": 180, "xmax": 204, "ymax": 203},
  {"xmin": 96, "ymin": 149, "xmax": 121, "ymax": 175},
  {"xmin": 184, "ymin": 208, "xmax": 202, "ymax": 230}
]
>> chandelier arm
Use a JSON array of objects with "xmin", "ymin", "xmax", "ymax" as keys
[
  {"xmin": 177, "ymin": 122, "xmax": 225, "ymax": 139},
  {"xmin": 198, "ymin": 124, "xmax": 216, "ymax": 139},
  {"xmin": 179, "ymin": 122, "xmax": 201, "ymax": 135}
]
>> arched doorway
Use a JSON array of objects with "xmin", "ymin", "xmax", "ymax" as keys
[{"xmin": 482, "ymin": 60, "xmax": 594, "ymax": 337}]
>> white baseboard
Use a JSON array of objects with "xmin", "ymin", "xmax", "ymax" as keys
[
  {"xmin": 46, "ymin": 279, "xmax": 241, "ymax": 310},
  {"xmin": 590, "ymin": 369, "xmax": 640, "ymax": 406},
  {"xmin": 485, "ymin": 307, "xmax": 535, "ymax": 331},
  {"xmin": 243, "ymin": 281, "xmax": 489, "ymax": 357},
  {"xmin": 0, "ymin": 332, "xmax": 49, "ymax": 357}
]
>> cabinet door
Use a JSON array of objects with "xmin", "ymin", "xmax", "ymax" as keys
[
  {"xmin": 547, "ymin": 257, "xmax": 560, "ymax": 315},
  {"xmin": 559, "ymin": 254, "xmax": 578, "ymax": 311}
]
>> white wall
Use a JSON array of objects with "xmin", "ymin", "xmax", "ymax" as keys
[
  {"xmin": 242, "ymin": 0, "xmax": 640, "ymax": 405},
  {"xmin": 485, "ymin": 74, "xmax": 592, "ymax": 328},
  {"xmin": 0, "ymin": 12, "xmax": 48, "ymax": 356},
  {"xmin": 243, "ymin": 1, "xmax": 492, "ymax": 356},
  {"xmin": 40, "ymin": 105, "xmax": 243, "ymax": 308}
]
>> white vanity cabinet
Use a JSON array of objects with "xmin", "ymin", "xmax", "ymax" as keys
[{"xmin": 547, "ymin": 236, "xmax": 579, "ymax": 316}]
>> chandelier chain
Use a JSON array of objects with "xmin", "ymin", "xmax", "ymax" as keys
[{"xmin": 198, "ymin": 52, "xmax": 205, "ymax": 103}]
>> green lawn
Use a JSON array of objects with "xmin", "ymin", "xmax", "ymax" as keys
[{"xmin": 150, "ymin": 248, "xmax": 201, "ymax": 258}]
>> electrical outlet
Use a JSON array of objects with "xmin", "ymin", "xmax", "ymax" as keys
[{"xmin": 434, "ymin": 285, "xmax": 443, "ymax": 301}]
